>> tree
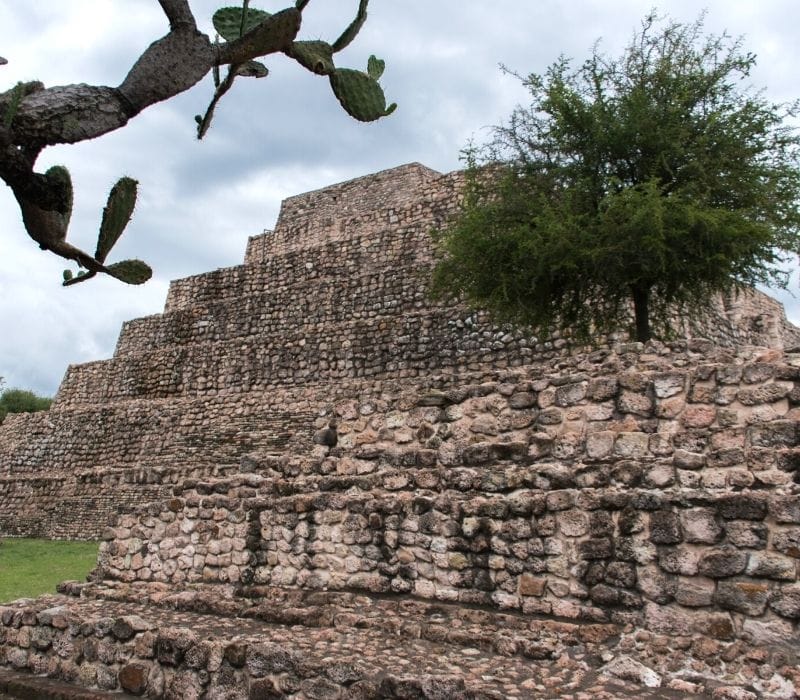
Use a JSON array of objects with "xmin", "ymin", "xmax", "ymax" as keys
[
  {"xmin": 0, "ymin": 388, "xmax": 52, "ymax": 423},
  {"xmin": 432, "ymin": 13, "xmax": 800, "ymax": 343},
  {"xmin": 0, "ymin": 0, "xmax": 395, "ymax": 287}
]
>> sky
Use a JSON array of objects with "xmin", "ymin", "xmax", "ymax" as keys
[{"xmin": 1, "ymin": 1, "xmax": 799, "ymax": 396}]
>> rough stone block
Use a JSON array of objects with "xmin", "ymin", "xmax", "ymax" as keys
[
  {"xmin": 769, "ymin": 584, "xmax": 800, "ymax": 618},
  {"xmin": 649, "ymin": 510, "xmax": 682, "ymax": 545},
  {"xmin": 769, "ymin": 496, "xmax": 800, "ymax": 524},
  {"xmin": 674, "ymin": 576, "xmax": 715, "ymax": 607},
  {"xmin": 680, "ymin": 508, "xmax": 722, "ymax": 544},
  {"xmin": 713, "ymin": 579, "xmax": 770, "ymax": 615},
  {"xmin": 773, "ymin": 528, "xmax": 800, "ymax": 558},
  {"xmin": 697, "ymin": 548, "xmax": 748, "ymax": 578},
  {"xmin": 717, "ymin": 494, "xmax": 767, "ymax": 521},
  {"xmin": 746, "ymin": 553, "xmax": 797, "ymax": 581}
]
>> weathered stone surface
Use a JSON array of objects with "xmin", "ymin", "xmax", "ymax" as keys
[
  {"xmin": 599, "ymin": 656, "xmax": 661, "ymax": 688},
  {"xmin": 769, "ymin": 584, "xmax": 800, "ymax": 618},
  {"xmin": 118, "ymin": 662, "xmax": 150, "ymax": 695},
  {"xmin": 680, "ymin": 508, "xmax": 722, "ymax": 544},
  {"xmin": 648, "ymin": 510, "xmax": 682, "ymax": 544},
  {"xmin": 717, "ymin": 494, "xmax": 767, "ymax": 521},
  {"xmin": 713, "ymin": 579, "xmax": 770, "ymax": 615},
  {"xmin": 697, "ymin": 549, "xmax": 748, "ymax": 579}
]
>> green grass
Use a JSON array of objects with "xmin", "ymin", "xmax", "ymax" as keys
[{"xmin": 0, "ymin": 538, "xmax": 99, "ymax": 603}]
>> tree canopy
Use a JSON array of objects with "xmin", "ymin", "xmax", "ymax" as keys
[
  {"xmin": 432, "ymin": 13, "xmax": 800, "ymax": 342},
  {"xmin": 0, "ymin": 387, "xmax": 52, "ymax": 423},
  {"xmin": 0, "ymin": 0, "xmax": 394, "ymax": 287}
]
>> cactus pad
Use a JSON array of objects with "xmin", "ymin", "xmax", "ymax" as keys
[
  {"xmin": 106, "ymin": 260, "xmax": 152, "ymax": 285},
  {"xmin": 289, "ymin": 41, "xmax": 335, "ymax": 75},
  {"xmin": 329, "ymin": 68, "xmax": 396, "ymax": 122},
  {"xmin": 367, "ymin": 55, "xmax": 385, "ymax": 80},
  {"xmin": 213, "ymin": 6, "xmax": 270, "ymax": 42},
  {"xmin": 96, "ymin": 177, "xmax": 137, "ymax": 263},
  {"xmin": 235, "ymin": 60, "xmax": 269, "ymax": 78},
  {"xmin": 45, "ymin": 165, "xmax": 73, "ymax": 226}
]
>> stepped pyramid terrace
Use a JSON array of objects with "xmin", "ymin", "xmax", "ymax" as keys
[{"xmin": 2, "ymin": 163, "xmax": 800, "ymax": 698}]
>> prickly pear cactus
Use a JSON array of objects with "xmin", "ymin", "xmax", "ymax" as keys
[
  {"xmin": 213, "ymin": 6, "xmax": 270, "ymax": 41},
  {"xmin": 96, "ymin": 177, "xmax": 137, "ymax": 263},
  {"xmin": 44, "ymin": 165, "xmax": 73, "ymax": 226},
  {"xmin": 290, "ymin": 40, "xmax": 335, "ymax": 75},
  {"xmin": 105, "ymin": 260, "xmax": 152, "ymax": 285},
  {"xmin": 329, "ymin": 56, "xmax": 396, "ymax": 122}
]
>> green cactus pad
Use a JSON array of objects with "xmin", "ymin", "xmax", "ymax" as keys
[
  {"xmin": 235, "ymin": 60, "xmax": 269, "ymax": 78},
  {"xmin": 367, "ymin": 55, "xmax": 385, "ymax": 80},
  {"xmin": 106, "ymin": 259, "xmax": 152, "ymax": 285},
  {"xmin": 329, "ymin": 68, "xmax": 397, "ymax": 122},
  {"xmin": 45, "ymin": 165, "xmax": 73, "ymax": 225},
  {"xmin": 96, "ymin": 177, "xmax": 138, "ymax": 263},
  {"xmin": 289, "ymin": 41, "xmax": 335, "ymax": 75},
  {"xmin": 213, "ymin": 6, "xmax": 270, "ymax": 42}
]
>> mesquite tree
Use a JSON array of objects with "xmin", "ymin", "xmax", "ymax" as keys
[
  {"xmin": 0, "ymin": 0, "xmax": 394, "ymax": 286},
  {"xmin": 432, "ymin": 13, "xmax": 800, "ymax": 343}
]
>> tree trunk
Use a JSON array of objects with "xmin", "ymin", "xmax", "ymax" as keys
[{"xmin": 631, "ymin": 285, "xmax": 651, "ymax": 342}]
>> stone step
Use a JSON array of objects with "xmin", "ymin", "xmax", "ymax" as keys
[{"xmin": 0, "ymin": 588, "xmax": 713, "ymax": 699}]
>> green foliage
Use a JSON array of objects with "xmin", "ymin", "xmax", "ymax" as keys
[
  {"xmin": 199, "ymin": 1, "xmax": 395, "ymax": 137},
  {"xmin": 213, "ymin": 6, "xmax": 271, "ymax": 41},
  {"xmin": 0, "ymin": 539, "xmax": 98, "ymax": 602},
  {"xmin": 0, "ymin": 388, "xmax": 52, "ymax": 423},
  {"xmin": 3, "ymin": 81, "xmax": 24, "ymax": 128},
  {"xmin": 330, "ymin": 60, "xmax": 397, "ymax": 122},
  {"xmin": 105, "ymin": 259, "xmax": 152, "ymax": 285},
  {"xmin": 290, "ymin": 40, "xmax": 335, "ymax": 75},
  {"xmin": 62, "ymin": 175, "xmax": 151, "ymax": 286},
  {"xmin": 432, "ymin": 13, "xmax": 800, "ymax": 342},
  {"xmin": 96, "ymin": 176, "xmax": 137, "ymax": 263}
]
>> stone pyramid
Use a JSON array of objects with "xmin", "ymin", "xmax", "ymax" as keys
[{"xmin": 1, "ymin": 163, "xmax": 799, "ymax": 698}]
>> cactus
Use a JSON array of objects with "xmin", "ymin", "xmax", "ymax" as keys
[
  {"xmin": 289, "ymin": 41, "xmax": 334, "ymax": 75},
  {"xmin": 45, "ymin": 165, "xmax": 73, "ymax": 230},
  {"xmin": 235, "ymin": 60, "xmax": 268, "ymax": 78},
  {"xmin": 96, "ymin": 176, "xmax": 137, "ymax": 263},
  {"xmin": 329, "ymin": 58, "xmax": 396, "ymax": 122},
  {"xmin": 367, "ymin": 55, "xmax": 384, "ymax": 81},
  {"xmin": 61, "ymin": 176, "xmax": 151, "ymax": 286},
  {"xmin": 213, "ymin": 6, "xmax": 270, "ymax": 41},
  {"xmin": 105, "ymin": 260, "xmax": 152, "ymax": 285}
]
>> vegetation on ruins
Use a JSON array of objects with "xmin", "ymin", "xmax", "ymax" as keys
[
  {"xmin": 0, "ymin": 0, "xmax": 394, "ymax": 287},
  {"xmin": 0, "ymin": 387, "xmax": 52, "ymax": 423},
  {"xmin": 432, "ymin": 13, "xmax": 800, "ymax": 343}
]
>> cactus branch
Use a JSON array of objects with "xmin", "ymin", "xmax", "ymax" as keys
[
  {"xmin": 1, "ymin": 1, "xmax": 391, "ymax": 286},
  {"xmin": 216, "ymin": 8, "xmax": 301, "ymax": 65},
  {"xmin": 332, "ymin": 0, "xmax": 369, "ymax": 53}
]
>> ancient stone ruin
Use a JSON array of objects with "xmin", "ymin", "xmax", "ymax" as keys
[{"xmin": 1, "ymin": 163, "xmax": 800, "ymax": 697}]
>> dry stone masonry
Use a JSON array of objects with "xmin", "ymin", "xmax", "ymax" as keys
[{"xmin": 2, "ymin": 163, "xmax": 800, "ymax": 698}]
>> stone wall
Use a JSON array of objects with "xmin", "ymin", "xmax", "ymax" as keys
[
  {"xmin": 93, "ymin": 341, "xmax": 800, "ymax": 639},
  {"xmin": 1, "ymin": 162, "xmax": 799, "ymax": 541}
]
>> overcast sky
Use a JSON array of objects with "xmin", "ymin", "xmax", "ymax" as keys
[{"xmin": 1, "ymin": 1, "xmax": 799, "ymax": 396}]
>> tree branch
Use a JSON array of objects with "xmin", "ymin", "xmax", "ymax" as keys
[{"xmin": 157, "ymin": 0, "xmax": 197, "ymax": 30}]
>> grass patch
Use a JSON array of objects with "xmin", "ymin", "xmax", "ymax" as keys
[{"xmin": 0, "ymin": 538, "xmax": 98, "ymax": 603}]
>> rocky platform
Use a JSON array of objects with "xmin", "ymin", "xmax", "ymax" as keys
[{"xmin": 3, "ymin": 579, "xmax": 797, "ymax": 699}]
